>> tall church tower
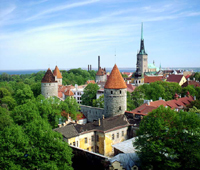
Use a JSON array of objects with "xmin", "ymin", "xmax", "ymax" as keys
[
  {"xmin": 104, "ymin": 64, "xmax": 127, "ymax": 117},
  {"xmin": 132, "ymin": 23, "xmax": 148, "ymax": 86}
]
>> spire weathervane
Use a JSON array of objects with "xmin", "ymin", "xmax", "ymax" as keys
[{"xmin": 141, "ymin": 22, "xmax": 143, "ymax": 40}]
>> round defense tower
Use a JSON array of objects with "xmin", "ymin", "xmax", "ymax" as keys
[
  {"xmin": 104, "ymin": 64, "xmax": 127, "ymax": 117},
  {"xmin": 41, "ymin": 68, "xmax": 58, "ymax": 98},
  {"xmin": 96, "ymin": 67, "xmax": 107, "ymax": 82}
]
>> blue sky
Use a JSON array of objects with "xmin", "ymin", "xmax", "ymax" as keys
[{"xmin": 0, "ymin": 0, "xmax": 200, "ymax": 70}]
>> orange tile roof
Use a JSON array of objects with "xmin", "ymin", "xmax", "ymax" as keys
[
  {"xmin": 41, "ymin": 68, "xmax": 56, "ymax": 83},
  {"xmin": 64, "ymin": 89, "xmax": 74, "ymax": 96},
  {"xmin": 144, "ymin": 76, "xmax": 163, "ymax": 83},
  {"xmin": 104, "ymin": 64, "xmax": 127, "ymax": 89},
  {"xmin": 53, "ymin": 65, "xmax": 62, "ymax": 79},
  {"xmin": 130, "ymin": 96, "xmax": 194, "ymax": 115},
  {"xmin": 96, "ymin": 67, "xmax": 106, "ymax": 76},
  {"xmin": 86, "ymin": 80, "xmax": 96, "ymax": 84},
  {"xmin": 58, "ymin": 91, "xmax": 63, "ymax": 98}
]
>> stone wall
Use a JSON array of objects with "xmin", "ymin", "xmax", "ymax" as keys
[
  {"xmin": 104, "ymin": 88, "xmax": 127, "ymax": 117},
  {"xmin": 80, "ymin": 105, "xmax": 105, "ymax": 122},
  {"xmin": 96, "ymin": 75, "xmax": 107, "ymax": 82},
  {"xmin": 70, "ymin": 145, "xmax": 110, "ymax": 170},
  {"xmin": 41, "ymin": 82, "xmax": 58, "ymax": 98}
]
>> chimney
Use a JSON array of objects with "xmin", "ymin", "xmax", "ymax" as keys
[
  {"xmin": 194, "ymin": 96, "xmax": 196, "ymax": 100},
  {"xmin": 147, "ymin": 100, "xmax": 150, "ymax": 105},
  {"xmin": 98, "ymin": 56, "xmax": 100, "ymax": 69},
  {"xmin": 159, "ymin": 97, "xmax": 162, "ymax": 100},
  {"xmin": 90, "ymin": 65, "xmax": 92, "ymax": 70},
  {"xmin": 193, "ymin": 77, "xmax": 195, "ymax": 81},
  {"xmin": 174, "ymin": 93, "xmax": 179, "ymax": 100},
  {"xmin": 98, "ymin": 118, "xmax": 101, "ymax": 126},
  {"xmin": 186, "ymin": 91, "xmax": 190, "ymax": 97},
  {"xmin": 88, "ymin": 65, "xmax": 89, "ymax": 71},
  {"xmin": 187, "ymin": 78, "xmax": 190, "ymax": 81}
]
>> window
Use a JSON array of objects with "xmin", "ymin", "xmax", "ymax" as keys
[
  {"xmin": 91, "ymin": 146, "xmax": 93, "ymax": 151},
  {"xmin": 96, "ymin": 146, "xmax": 99, "ymax": 153},
  {"xmin": 76, "ymin": 141, "xmax": 78, "ymax": 147},
  {"xmin": 122, "ymin": 131, "xmax": 124, "ymax": 136},
  {"xmin": 117, "ymin": 133, "xmax": 119, "ymax": 138},
  {"xmin": 120, "ymin": 90, "xmax": 121, "ymax": 94},
  {"xmin": 119, "ymin": 106, "xmax": 121, "ymax": 110},
  {"xmin": 97, "ymin": 135, "xmax": 99, "ymax": 142},
  {"xmin": 70, "ymin": 143, "xmax": 72, "ymax": 145},
  {"xmin": 85, "ymin": 137, "xmax": 87, "ymax": 144},
  {"xmin": 112, "ymin": 134, "xmax": 115, "ymax": 140},
  {"xmin": 111, "ymin": 91, "xmax": 113, "ymax": 94},
  {"xmin": 87, "ymin": 148, "xmax": 89, "ymax": 151},
  {"xmin": 73, "ymin": 142, "xmax": 75, "ymax": 146},
  {"xmin": 91, "ymin": 135, "xmax": 94, "ymax": 141}
]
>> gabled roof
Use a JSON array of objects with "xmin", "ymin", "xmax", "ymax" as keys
[
  {"xmin": 54, "ymin": 124, "xmax": 79, "ymax": 138},
  {"xmin": 53, "ymin": 65, "xmax": 62, "ymax": 79},
  {"xmin": 64, "ymin": 89, "xmax": 74, "ymax": 96},
  {"xmin": 41, "ymin": 68, "xmax": 57, "ymax": 83},
  {"xmin": 144, "ymin": 76, "xmax": 163, "ymax": 83},
  {"xmin": 166, "ymin": 74, "xmax": 184, "ymax": 83},
  {"xmin": 130, "ymin": 96, "xmax": 194, "ymax": 115},
  {"xmin": 86, "ymin": 80, "xmax": 96, "ymax": 84},
  {"xmin": 126, "ymin": 84, "xmax": 136, "ymax": 93},
  {"xmin": 104, "ymin": 64, "xmax": 127, "ymax": 89},
  {"xmin": 182, "ymin": 80, "xmax": 200, "ymax": 87}
]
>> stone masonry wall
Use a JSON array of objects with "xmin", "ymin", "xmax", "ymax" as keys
[
  {"xmin": 41, "ymin": 82, "xmax": 58, "ymax": 98},
  {"xmin": 104, "ymin": 88, "xmax": 127, "ymax": 117},
  {"xmin": 96, "ymin": 75, "xmax": 107, "ymax": 82},
  {"xmin": 80, "ymin": 105, "xmax": 105, "ymax": 122}
]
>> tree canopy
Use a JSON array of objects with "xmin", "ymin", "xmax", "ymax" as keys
[
  {"xmin": 81, "ymin": 83, "xmax": 100, "ymax": 106},
  {"xmin": 134, "ymin": 106, "xmax": 200, "ymax": 170}
]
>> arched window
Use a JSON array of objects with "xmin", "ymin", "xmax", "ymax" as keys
[{"xmin": 111, "ymin": 91, "xmax": 113, "ymax": 94}]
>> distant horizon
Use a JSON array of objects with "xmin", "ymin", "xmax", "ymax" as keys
[{"xmin": 0, "ymin": 0, "xmax": 200, "ymax": 70}]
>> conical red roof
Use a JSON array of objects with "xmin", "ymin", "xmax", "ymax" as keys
[
  {"xmin": 41, "ymin": 68, "xmax": 56, "ymax": 83},
  {"xmin": 104, "ymin": 64, "xmax": 127, "ymax": 89},
  {"xmin": 53, "ymin": 65, "xmax": 62, "ymax": 79}
]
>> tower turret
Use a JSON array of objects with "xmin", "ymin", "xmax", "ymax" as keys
[
  {"xmin": 53, "ymin": 65, "xmax": 62, "ymax": 85},
  {"xmin": 104, "ymin": 64, "xmax": 127, "ymax": 117},
  {"xmin": 41, "ymin": 68, "xmax": 58, "ymax": 98}
]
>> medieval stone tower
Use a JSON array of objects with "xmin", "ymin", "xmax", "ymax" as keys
[
  {"xmin": 41, "ymin": 68, "xmax": 58, "ymax": 98},
  {"xmin": 96, "ymin": 56, "xmax": 107, "ymax": 82},
  {"xmin": 133, "ymin": 23, "xmax": 148, "ymax": 86},
  {"xmin": 53, "ymin": 65, "xmax": 62, "ymax": 85},
  {"xmin": 104, "ymin": 64, "xmax": 127, "ymax": 117}
]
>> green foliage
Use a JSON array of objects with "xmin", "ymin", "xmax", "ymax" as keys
[
  {"xmin": 30, "ymin": 82, "xmax": 41, "ymax": 97},
  {"xmin": 1, "ymin": 96, "xmax": 17, "ymax": 110},
  {"xmin": 0, "ymin": 87, "xmax": 11, "ymax": 98},
  {"xmin": 35, "ymin": 95, "xmax": 62, "ymax": 128},
  {"xmin": 15, "ymin": 85, "xmax": 34, "ymax": 105},
  {"xmin": 61, "ymin": 97, "xmax": 80, "ymax": 120},
  {"xmin": 93, "ymin": 95, "xmax": 104, "ymax": 108},
  {"xmin": 134, "ymin": 106, "xmax": 200, "ymax": 170},
  {"xmin": 1, "ymin": 104, "xmax": 73, "ymax": 170},
  {"xmin": 181, "ymin": 85, "xmax": 197, "ymax": 97},
  {"xmin": 127, "ymin": 90, "xmax": 144, "ymax": 111},
  {"xmin": 81, "ymin": 83, "xmax": 100, "ymax": 106},
  {"xmin": 186, "ymin": 100, "xmax": 200, "ymax": 111},
  {"xmin": 121, "ymin": 73, "xmax": 128, "ymax": 78},
  {"xmin": 190, "ymin": 72, "xmax": 200, "ymax": 82}
]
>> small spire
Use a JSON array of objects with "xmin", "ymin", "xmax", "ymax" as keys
[{"xmin": 141, "ymin": 22, "xmax": 143, "ymax": 40}]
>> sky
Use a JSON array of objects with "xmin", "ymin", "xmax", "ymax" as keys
[{"xmin": 0, "ymin": 0, "xmax": 200, "ymax": 70}]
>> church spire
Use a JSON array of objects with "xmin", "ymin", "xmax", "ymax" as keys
[{"xmin": 139, "ymin": 22, "xmax": 147, "ymax": 55}]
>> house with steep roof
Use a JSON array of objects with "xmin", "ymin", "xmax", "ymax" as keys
[
  {"xmin": 54, "ymin": 114, "xmax": 132, "ymax": 157},
  {"xmin": 166, "ymin": 74, "xmax": 186, "ymax": 86},
  {"xmin": 144, "ymin": 75, "xmax": 164, "ymax": 84}
]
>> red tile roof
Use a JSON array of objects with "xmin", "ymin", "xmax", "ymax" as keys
[
  {"xmin": 58, "ymin": 91, "xmax": 63, "ymax": 98},
  {"xmin": 104, "ymin": 64, "xmax": 127, "ymax": 89},
  {"xmin": 166, "ymin": 74, "xmax": 184, "ymax": 83},
  {"xmin": 96, "ymin": 67, "xmax": 106, "ymax": 76},
  {"xmin": 144, "ymin": 76, "xmax": 163, "ymax": 83},
  {"xmin": 126, "ymin": 84, "xmax": 136, "ymax": 93},
  {"xmin": 182, "ymin": 80, "xmax": 200, "ymax": 87},
  {"xmin": 86, "ymin": 80, "xmax": 96, "ymax": 84},
  {"xmin": 64, "ymin": 89, "xmax": 74, "ymax": 96},
  {"xmin": 130, "ymin": 96, "xmax": 194, "ymax": 115},
  {"xmin": 41, "ymin": 68, "xmax": 57, "ymax": 83},
  {"xmin": 53, "ymin": 65, "xmax": 62, "ymax": 79}
]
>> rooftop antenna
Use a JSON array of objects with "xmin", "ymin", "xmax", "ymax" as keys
[
  {"xmin": 115, "ymin": 48, "xmax": 116, "ymax": 64},
  {"xmin": 141, "ymin": 22, "xmax": 143, "ymax": 40}
]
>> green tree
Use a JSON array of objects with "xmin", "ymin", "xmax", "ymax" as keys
[
  {"xmin": 15, "ymin": 85, "xmax": 34, "ymax": 105},
  {"xmin": 36, "ymin": 95, "xmax": 62, "ymax": 128},
  {"xmin": 0, "ymin": 87, "xmax": 11, "ymax": 98},
  {"xmin": 0, "ymin": 106, "xmax": 13, "ymax": 131},
  {"xmin": 81, "ymin": 83, "xmax": 100, "ymax": 106},
  {"xmin": 181, "ymin": 85, "xmax": 197, "ymax": 97},
  {"xmin": 1, "ymin": 96, "xmax": 17, "ymax": 110},
  {"xmin": 134, "ymin": 106, "xmax": 200, "ymax": 170},
  {"xmin": 31, "ymin": 82, "xmax": 41, "ymax": 97},
  {"xmin": 61, "ymin": 97, "xmax": 80, "ymax": 120},
  {"xmin": 93, "ymin": 94, "xmax": 104, "ymax": 108}
]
